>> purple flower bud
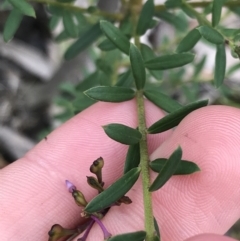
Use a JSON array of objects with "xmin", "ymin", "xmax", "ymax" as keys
[
  {"xmin": 65, "ymin": 180, "xmax": 76, "ymax": 193},
  {"xmin": 91, "ymin": 215, "xmax": 112, "ymax": 240}
]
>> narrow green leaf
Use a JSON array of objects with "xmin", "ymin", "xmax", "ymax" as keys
[
  {"xmin": 140, "ymin": 44, "xmax": 163, "ymax": 80},
  {"xmin": 136, "ymin": 0, "xmax": 154, "ymax": 36},
  {"xmin": 198, "ymin": 26, "xmax": 224, "ymax": 44},
  {"xmin": 176, "ymin": 28, "xmax": 201, "ymax": 53},
  {"xmin": 124, "ymin": 143, "xmax": 140, "ymax": 174},
  {"xmin": 108, "ymin": 231, "xmax": 146, "ymax": 241},
  {"xmin": 96, "ymin": 59, "xmax": 113, "ymax": 76},
  {"xmin": 147, "ymin": 100, "xmax": 208, "ymax": 134},
  {"xmin": 76, "ymin": 71, "xmax": 99, "ymax": 91},
  {"xmin": 3, "ymin": 9, "xmax": 23, "ymax": 42},
  {"xmin": 84, "ymin": 86, "xmax": 135, "ymax": 102},
  {"xmin": 55, "ymin": 30, "xmax": 70, "ymax": 42},
  {"xmin": 9, "ymin": 0, "xmax": 35, "ymax": 17},
  {"xmin": 84, "ymin": 167, "xmax": 141, "ymax": 213},
  {"xmin": 150, "ymin": 158, "xmax": 200, "ymax": 175},
  {"xmin": 144, "ymin": 89, "xmax": 182, "ymax": 113},
  {"xmin": 180, "ymin": 4, "xmax": 196, "ymax": 18},
  {"xmin": 73, "ymin": 93, "xmax": 96, "ymax": 113},
  {"xmin": 149, "ymin": 147, "xmax": 182, "ymax": 192},
  {"xmin": 98, "ymin": 39, "xmax": 116, "ymax": 51},
  {"xmin": 49, "ymin": 16, "xmax": 60, "ymax": 31},
  {"xmin": 115, "ymin": 70, "xmax": 134, "ymax": 87},
  {"xmin": 100, "ymin": 20, "xmax": 130, "ymax": 55},
  {"xmin": 130, "ymin": 44, "xmax": 146, "ymax": 90},
  {"xmin": 194, "ymin": 55, "xmax": 206, "ymax": 77},
  {"xmin": 226, "ymin": 63, "xmax": 240, "ymax": 76},
  {"xmin": 145, "ymin": 53, "xmax": 195, "ymax": 70},
  {"xmin": 165, "ymin": 0, "xmax": 182, "ymax": 8},
  {"xmin": 212, "ymin": 0, "xmax": 226, "ymax": 27},
  {"xmin": 141, "ymin": 44, "xmax": 155, "ymax": 60},
  {"xmin": 47, "ymin": 5, "xmax": 63, "ymax": 16},
  {"xmin": 63, "ymin": 11, "xmax": 78, "ymax": 38},
  {"xmin": 155, "ymin": 11, "xmax": 188, "ymax": 32},
  {"xmin": 103, "ymin": 123, "xmax": 142, "ymax": 145},
  {"xmin": 64, "ymin": 23, "xmax": 102, "ymax": 60},
  {"xmin": 154, "ymin": 217, "xmax": 160, "ymax": 238},
  {"xmin": 214, "ymin": 43, "xmax": 226, "ymax": 88},
  {"xmin": 57, "ymin": 0, "xmax": 75, "ymax": 2}
]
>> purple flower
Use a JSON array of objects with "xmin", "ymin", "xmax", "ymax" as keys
[
  {"xmin": 91, "ymin": 215, "xmax": 112, "ymax": 240},
  {"xmin": 65, "ymin": 180, "xmax": 76, "ymax": 193}
]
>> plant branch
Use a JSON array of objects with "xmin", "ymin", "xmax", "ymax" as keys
[
  {"xmin": 27, "ymin": 0, "xmax": 123, "ymax": 20},
  {"xmin": 136, "ymin": 90, "xmax": 155, "ymax": 241},
  {"xmin": 130, "ymin": 0, "xmax": 155, "ymax": 239}
]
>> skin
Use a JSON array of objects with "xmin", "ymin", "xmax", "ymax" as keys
[{"xmin": 0, "ymin": 100, "xmax": 239, "ymax": 241}]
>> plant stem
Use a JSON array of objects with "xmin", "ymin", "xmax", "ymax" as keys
[
  {"xmin": 129, "ymin": 0, "xmax": 155, "ymax": 239},
  {"xmin": 27, "ymin": 0, "xmax": 123, "ymax": 20},
  {"xmin": 136, "ymin": 91, "xmax": 155, "ymax": 241}
]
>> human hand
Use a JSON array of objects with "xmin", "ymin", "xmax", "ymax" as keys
[{"xmin": 0, "ymin": 100, "xmax": 239, "ymax": 241}]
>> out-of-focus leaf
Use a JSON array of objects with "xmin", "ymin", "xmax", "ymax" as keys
[
  {"xmin": 124, "ymin": 143, "xmax": 140, "ymax": 174},
  {"xmin": 136, "ymin": 0, "xmax": 154, "ymax": 36},
  {"xmin": 150, "ymin": 158, "xmax": 200, "ymax": 175},
  {"xmin": 55, "ymin": 30, "xmax": 70, "ymax": 42},
  {"xmin": 84, "ymin": 86, "xmax": 135, "ymax": 102},
  {"xmin": 145, "ymin": 53, "xmax": 195, "ymax": 70},
  {"xmin": 119, "ymin": 16, "xmax": 134, "ymax": 37},
  {"xmin": 155, "ymin": 11, "xmax": 188, "ymax": 32},
  {"xmin": 130, "ymin": 44, "xmax": 146, "ymax": 90},
  {"xmin": 108, "ymin": 231, "xmax": 146, "ymax": 241},
  {"xmin": 98, "ymin": 39, "xmax": 116, "ymax": 51},
  {"xmin": 214, "ymin": 43, "xmax": 226, "ymax": 88},
  {"xmin": 76, "ymin": 71, "xmax": 99, "ymax": 91},
  {"xmin": 198, "ymin": 26, "xmax": 224, "ymax": 44},
  {"xmin": 73, "ymin": 93, "xmax": 96, "ymax": 113},
  {"xmin": 96, "ymin": 59, "xmax": 113, "ymax": 76},
  {"xmin": 194, "ymin": 55, "xmax": 206, "ymax": 77},
  {"xmin": 84, "ymin": 167, "xmax": 141, "ymax": 213},
  {"xmin": 176, "ymin": 28, "xmax": 201, "ymax": 53},
  {"xmin": 219, "ymin": 28, "xmax": 240, "ymax": 39},
  {"xmin": 226, "ymin": 63, "xmax": 240, "ymax": 76},
  {"xmin": 47, "ymin": 5, "xmax": 63, "ymax": 15},
  {"xmin": 115, "ymin": 70, "xmax": 133, "ymax": 87},
  {"xmin": 64, "ymin": 23, "xmax": 102, "ymax": 60},
  {"xmin": 49, "ymin": 15, "xmax": 59, "ymax": 31},
  {"xmin": 141, "ymin": 44, "xmax": 163, "ymax": 80},
  {"xmin": 3, "ymin": 9, "xmax": 23, "ymax": 42},
  {"xmin": 63, "ymin": 11, "xmax": 78, "ymax": 38},
  {"xmin": 165, "ymin": 0, "xmax": 182, "ymax": 8},
  {"xmin": 144, "ymin": 89, "xmax": 182, "ymax": 113},
  {"xmin": 212, "ymin": 0, "xmax": 226, "ymax": 27},
  {"xmin": 100, "ymin": 20, "xmax": 130, "ymax": 55},
  {"xmin": 147, "ymin": 100, "xmax": 208, "ymax": 134},
  {"xmin": 57, "ymin": 0, "xmax": 75, "ymax": 2},
  {"xmin": 149, "ymin": 147, "xmax": 182, "ymax": 192},
  {"xmin": 9, "ymin": 0, "xmax": 35, "ymax": 17}
]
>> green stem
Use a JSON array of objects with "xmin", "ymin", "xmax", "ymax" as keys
[
  {"xmin": 129, "ymin": 0, "xmax": 155, "ymax": 240},
  {"xmin": 27, "ymin": 0, "xmax": 123, "ymax": 20},
  {"xmin": 136, "ymin": 90, "xmax": 155, "ymax": 241}
]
